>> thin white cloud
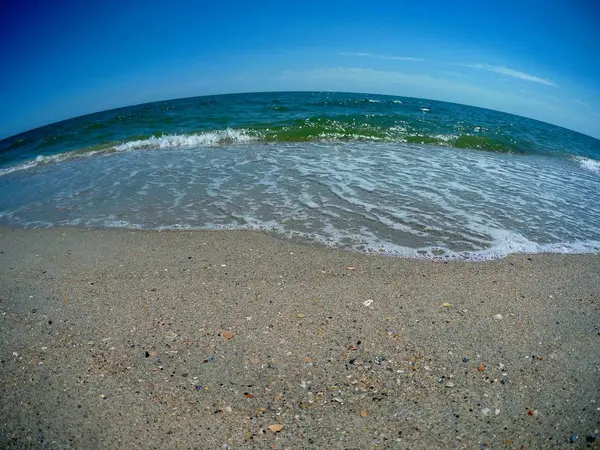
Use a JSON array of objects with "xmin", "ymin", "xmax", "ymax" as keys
[
  {"xmin": 572, "ymin": 98, "xmax": 590, "ymax": 108},
  {"xmin": 341, "ymin": 52, "xmax": 425, "ymax": 62},
  {"xmin": 461, "ymin": 63, "xmax": 556, "ymax": 87}
]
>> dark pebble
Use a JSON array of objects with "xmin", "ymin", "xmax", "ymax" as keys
[
  {"xmin": 586, "ymin": 432, "xmax": 597, "ymax": 442},
  {"xmin": 462, "ymin": 356, "xmax": 469, "ymax": 362},
  {"xmin": 569, "ymin": 434, "xmax": 579, "ymax": 443},
  {"xmin": 31, "ymin": 308, "xmax": 37, "ymax": 313},
  {"xmin": 145, "ymin": 351, "xmax": 150, "ymax": 358}
]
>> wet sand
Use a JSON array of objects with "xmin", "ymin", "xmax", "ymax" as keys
[{"xmin": 0, "ymin": 226, "xmax": 599, "ymax": 449}]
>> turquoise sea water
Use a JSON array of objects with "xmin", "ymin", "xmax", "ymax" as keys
[{"xmin": 0, "ymin": 92, "xmax": 599, "ymax": 260}]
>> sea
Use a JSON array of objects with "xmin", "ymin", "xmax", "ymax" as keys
[{"xmin": 1, "ymin": 91, "xmax": 599, "ymax": 261}]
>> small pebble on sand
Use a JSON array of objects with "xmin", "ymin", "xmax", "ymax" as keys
[{"xmin": 165, "ymin": 331, "xmax": 178, "ymax": 341}]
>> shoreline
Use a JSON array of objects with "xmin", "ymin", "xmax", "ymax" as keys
[
  {"xmin": 1, "ymin": 224, "xmax": 599, "ymax": 262},
  {"xmin": 1, "ymin": 226, "xmax": 599, "ymax": 448}
]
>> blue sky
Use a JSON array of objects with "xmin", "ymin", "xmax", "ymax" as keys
[{"xmin": 1, "ymin": 0, "xmax": 599, "ymax": 139}]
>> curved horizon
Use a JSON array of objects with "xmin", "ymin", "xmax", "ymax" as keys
[
  {"xmin": 1, "ymin": 1, "xmax": 598, "ymax": 140},
  {"xmin": 2, "ymin": 90, "xmax": 600, "ymax": 143}
]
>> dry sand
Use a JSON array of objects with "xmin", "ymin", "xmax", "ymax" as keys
[{"xmin": 0, "ymin": 226, "xmax": 599, "ymax": 449}]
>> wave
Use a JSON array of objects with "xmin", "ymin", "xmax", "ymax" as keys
[
  {"xmin": 113, "ymin": 128, "xmax": 258, "ymax": 151},
  {"xmin": 572, "ymin": 156, "xmax": 600, "ymax": 174},
  {"xmin": 0, "ymin": 149, "xmax": 108, "ymax": 176},
  {"xmin": 0, "ymin": 123, "xmax": 549, "ymax": 177},
  {"xmin": 0, "ymin": 129, "xmax": 260, "ymax": 176},
  {"xmin": 0, "ymin": 141, "xmax": 123, "ymax": 176}
]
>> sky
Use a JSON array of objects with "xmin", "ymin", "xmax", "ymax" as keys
[{"xmin": 1, "ymin": 0, "xmax": 599, "ymax": 139}]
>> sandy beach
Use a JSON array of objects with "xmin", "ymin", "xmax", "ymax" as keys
[{"xmin": 0, "ymin": 226, "xmax": 598, "ymax": 449}]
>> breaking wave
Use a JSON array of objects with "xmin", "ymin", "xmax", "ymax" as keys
[
  {"xmin": 113, "ymin": 128, "xmax": 259, "ymax": 151},
  {"xmin": 572, "ymin": 156, "xmax": 600, "ymax": 174},
  {"xmin": 0, "ymin": 118, "xmax": 597, "ymax": 177},
  {"xmin": 0, "ymin": 129, "xmax": 260, "ymax": 176}
]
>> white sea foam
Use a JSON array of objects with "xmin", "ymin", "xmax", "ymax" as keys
[
  {"xmin": 0, "ymin": 152, "xmax": 100, "ymax": 176},
  {"xmin": 113, "ymin": 129, "xmax": 258, "ymax": 151},
  {"xmin": 2, "ymin": 141, "xmax": 598, "ymax": 260},
  {"xmin": 447, "ymin": 228, "xmax": 600, "ymax": 261},
  {"xmin": 0, "ymin": 160, "xmax": 40, "ymax": 176},
  {"xmin": 431, "ymin": 133, "xmax": 455, "ymax": 142},
  {"xmin": 404, "ymin": 133, "xmax": 456, "ymax": 144},
  {"xmin": 573, "ymin": 156, "xmax": 600, "ymax": 174}
]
